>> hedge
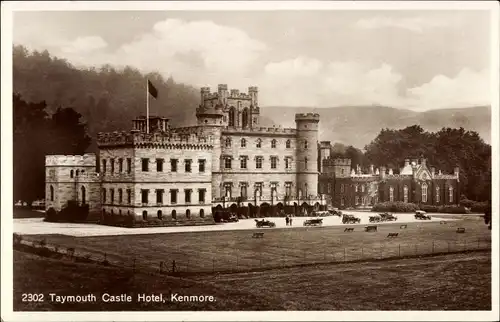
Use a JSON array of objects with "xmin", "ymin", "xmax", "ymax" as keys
[{"xmin": 372, "ymin": 202, "xmax": 418, "ymax": 212}]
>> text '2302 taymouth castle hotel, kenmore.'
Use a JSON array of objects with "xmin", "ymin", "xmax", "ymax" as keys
[{"xmin": 45, "ymin": 84, "xmax": 460, "ymax": 226}]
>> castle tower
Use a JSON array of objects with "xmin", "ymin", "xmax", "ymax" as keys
[
  {"xmin": 295, "ymin": 113, "xmax": 320, "ymax": 199},
  {"xmin": 217, "ymin": 84, "xmax": 228, "ymax": 106},
  {"xmin": 248, "ymin": 86, "xmax": 259, "ymax": 127},
  {"xmin": 318, "ymin": 141, "xmax": 331, "ymax": 172},
  {"xmin": 332, "ymin": 159, "xmax": 351, "ymax": 177}
]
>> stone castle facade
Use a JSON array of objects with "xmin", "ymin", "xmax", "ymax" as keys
[
  {"xmin": 318, "ymin": 141, "xmax": 460, "ymax": 209},
  {"xmin": 45, "ymin": 85, "xmax": 327, "ymax": 224}
]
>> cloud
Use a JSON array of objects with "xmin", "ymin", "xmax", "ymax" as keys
[
  {"xmin": 61, "ymin": 36, "xmax": 108, "ymax": 54},
  {"xmin": 354, "ymin": 16, "xmax": 456, "ymax": 33}
]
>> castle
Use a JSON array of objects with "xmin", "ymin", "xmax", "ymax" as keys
[
  {"xmin": 45, "ymin": 85, "xmax": 327, "ymax": 224},
  {"xmin": 318, "ymin": 141, "xmax": 460, "ymax": 208}
]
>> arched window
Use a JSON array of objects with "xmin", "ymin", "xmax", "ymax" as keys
[
  {"xmin": 436, "ymin": 187, "xmax": 440, "ymax": 203},
  {"xmin": 225, "ymin": 137, "xmax": 231, "ymax": 148},
  {"xmin": 81, "ymin": 186, "xmax": 86, "ymax": 205},
  {"xmin": 422, "ymin": 183, "xmax": 428, "ymax": 203},
  {"xmin": 186, "ymin": 209, "xmax": 191, "ymax": 219},
  {"xmin": 403, "ymin": 185, "xmax": 408, "ymax": 203},
  {"xmin": 304, "ymin": 140, "xmax": 308, "ymax": 149},
  {"xmin": 157, "ymin": 210, "xmax": 162, "ymax": 219},
  {"xmin": 50, "ymin": 185, "xmax": 54, "ymax": 201},
  {"xmin": 304, "ymin": 157, "xmax": 308, "ymax": 170},
  {"xmin": 142, "ymin": 210, "xmax": 148, "ymax": 220},
  {"xmin": 200, "ymin": 209, "xmax": 205, "ymax": 218},
  {"xmin": 271, "ymin": 139, "xmax": 277, "ymax": 148},
  {"xmin": 172, "ymin": 210, "xmax": 177, "ymax": 219},
  {"xmin": 70, "ymin": 170, "xmax": 74, "ymax": 178},
  {"xmin": 119, "ymin": 209, "xmax": 122, "ymax": 215},
  {"xmin": 256, "ymin": 139, "xmax": 262, "ymax": 148},
  {"xmin": 286, "ymin": 140, "xmax": 291, "ymax": 149},
  {"xmin": 355, "ymin": 184, "xmax": 358, "ymax": 192},
  {"xmin": 361, "ymin": 184, "xmax": 365, "ymax": 193},
  {"xmin": 241, "ymin": 138, "xmax": 246, "ymax": 148},
  {"xmin": 228, "ymin": 107, "xmax": 236, "ymax": 127},
  {"xmin": 242, "ymin": 108, "xmax": 249, "ymax": 128},
  {"xmin": 449, "ymin": 186, "xmax": 454, "ymax": 203},
  {"xmin": 389, "ymin": 186, "xmax": 394, "ymax": 202},
  {"xmin": 102, "ymin": 188, "xmax": 107, "ymax": 204},
  {"xmin": 111, "ymin": 209, "xmax": 114, "ymax": 215},
  {"xmin": 76, "ymin": 170, "xmax": 79, "ymax": 176}
]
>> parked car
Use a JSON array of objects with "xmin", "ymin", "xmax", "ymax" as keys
[
  {"xmin": 227, "ymin": 214, "xmax": 239, "ymax": 222},
  {"xmin": 369, "ymin": 215, "xmax": 381, "ymax": 223},
  {"xmin": 415, "ymin": 210, "xmax": 432, "ymax": 220},
  {"xmin": 303, "ymin": 218, "xmax": 323, "ymax": 226},
  {"xmin": 379, "ymin": 212, "xmax": 398, "ymax": 221},
  {"xmin": 255, "ymin": 219, "xmax": 276, "ymax": 228},
  {"xmin": 328, "ymin": 209, "xmax": 343, "ymax": 217},
  {"xmin": 342, "ymin": 214, "xmax": 361, "ymax": 224}
]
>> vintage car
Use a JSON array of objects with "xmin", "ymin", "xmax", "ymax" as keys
[
  {"xmin": 303, "ymin": 218, "xmax": 323, "ymax": 226},
  {"xmin": 415, "ymin": 210, "xmax": 432, "ymax": 220},
  {"xmin": 312, "ymin": 211, "xmax": 330, "ymax": 217},
  {"xmin": 255, "ymin": 219, "xmax": 276, "ymax": 228},
  {"xmin": 226, "ymin": 214, "xmax": 239, "ymax": 222},
  {"xmin": 342, "ymin": 214, "xmax": 361, "ymax": 224},
  {"xmin": 328, "ymin": 209, "xmax": 343, "ymax": 217},
  {"xmin": 369, "ymin": 215, "xmax": 381, "ymax": 223},
  {"xmin": 379, "ymin": 212, "xmax": 398, "ymax": 221}
]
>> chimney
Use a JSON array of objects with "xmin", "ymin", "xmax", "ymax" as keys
[
  {"xmin": 404, "ymin": 159, "xmax": 410, "ymax": 167},
  {"xmin": 431, "ymin": 167, "xmax": 435, "ymax": 177},
  {"xmin": 388, "ymin": 168, "xmax": 393, "ymax": 175},
  {"xmin": 370, "ymin": 164, "xmax": 374, "ymax": 174},
  {"xmin": 380, "ymin": 166, "xmax": 386, "ymax": 179}
]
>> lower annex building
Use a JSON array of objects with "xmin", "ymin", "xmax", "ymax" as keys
[{"xmin": 45, "ymin": 84, "xmax": 327, "ymax": 224}]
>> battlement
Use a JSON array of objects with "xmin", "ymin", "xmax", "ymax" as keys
[
  {"xmin": 46, "ymin": 154, "xmax": 97, "ymax": 167},
  {"xmin": 295, "ymin": 113, "xmax": 320, "ymax": 122},
  {"xmin": 323, "ymin": 158, "xmax": 351, "ymax": 166},
  {"xmin": 319, "ymin": 141, "xmax": 331, "ymax": 148},
  {"xmin": 222, "ymin": 126, "xmax": 297, "ymax": 136},
  {"xmin": 97, "ymin": 130, "xmax": 214, "ymax": 148}
]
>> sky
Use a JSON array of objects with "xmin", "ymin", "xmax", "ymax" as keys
[{"xmin": 12, "ymin": 9, "xmax": 493, "ymax": 111}]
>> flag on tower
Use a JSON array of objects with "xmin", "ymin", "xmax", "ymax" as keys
[{"xmin": 148, "ymin": 80, "xmax": 158, "ymax": 99}]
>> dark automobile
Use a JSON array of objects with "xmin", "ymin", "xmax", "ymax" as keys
[
  {"xmin": 415, "ymin": 210, "xmax": 432, "ymax": 220},
  {"xmin": 342, "ymin": 214, "xmax": 361, "ymax": 224},
  {"xmin": 328, "ymin": 209, "xmax": 343, "ymax": 217},
  {"xmin": 227, "ymin": 214, "xmax": 239, "ymax": 222},
  {"xmin": 255, "ymin": 219, "xmax": 276, "ymax": 228},
  {"xmin": 379, "ymin": 212, "xmax": 398, "ymax": 221},
  {"xmin": 303, "ymin": 218, "xmax": 323, "ymax": 226},
  {"xmin": 369, "ymin": 215, "xmax": 381, "ymax": 223}
]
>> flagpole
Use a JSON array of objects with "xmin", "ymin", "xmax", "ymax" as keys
[{"xmin": 146, "ymin": 78, "xmax": 149, "ymax": 134}]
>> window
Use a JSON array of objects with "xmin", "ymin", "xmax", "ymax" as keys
[
  {"xmin": 240, "ymin": 184, "xmax": 248, "ymax": 199},
  {"xmin": 111, "ymin": 159, "xmax": 115, "ymax": 173},
  {"xmin": 341, "ymin": 169, "xmax": 345, "ymax": 175},
  {"xmin": 200, "ymin": 209, "xmax": 205, "ymax": 218},
  {"xmin": 156, "ymin": 159, "xmax": 164, "ymax": 172},
  {"xmin": 157, "ymin": 210, "xmax": 163, "ymax": 220},
  {"xmin": 256, "ymin": 139, "xmax": 262, "ymax": 148},
  {"xmin": 449, "ymin": 186, "xmax": 454, "ymax": 203},
  {"xmin": 240, "ymin": 157, "xmax": 247, "ymax": 169},
  {"xmin": 286, "ymin": 140, "xmax": 291, "ymax": 149},
  {"xmin": 118, "ymin": 158, "xmax": 123, "ymax": 173},
  {"xmin": 256, "ymin": 157, "xmax": 263, "ymax": 169},
  {"xmin": 355, "ymin": 196, "xmax": 360, "ymax": 205},
  {"xmin": 255, "ymin": 183, "xmax": 263, "ymax": 197},
  {"xmin": 305, "ymin": 157, "xmax": 308, "ymax": 170},
  {"xmin": 436, "ymin": 187, "xmax": 440, "ymax": 203},
  {"xmin": 304, "ymin": 140, "xmax": 308, "ymax": 149},
  {"xmin": 118, "ymin": 188, "xmax": 123, "ymax": 204},
  {"xmin": 199, "ymin": 189, "xmax": 206, "ymax": 203},
  {"xmin": 340, "ymin": 184, "xmax": 345, "ymax": 193},
  {"xmin": 355, "ymin": 185, "xmax": 358, "ymax": 192},
  {"xmin": 156, "ymin": 189, "xmax": 163, "ymax": 204},
  {"xmin": 141, "ymin": 189, "xmax": 149, "ymax": 204},
  {"xmin": 50, "ymin": 185, "xmax": 54, "ymax": 201},
  {"xmin": 141, "ymin": 158, "xmax": 149, "ymax": 172},
  {"xmin": 285, "ymin": 158, "xmax": 290, "ymax": 169},
  {"xmin": 76, "ymin": 169, "xmax": 80, "ymax": 177},
  {"xmin": 270, "ymin": 156, "xmax": 277, "ymax": 169},
  {"xmin": 127, "ymin": 189, "xmax": 131, "ymax": 204},
  {"xmin": 285, "ymin": 182, "xmax": 292, "ymax": 197},
  {"xmin": 389, "ymin": 186, "xmax": 394, "ymax": 202},
  {"xmin": 127, "ymin": 158, "xmax": 132, "ymax": 173},
  {"xmin": 81, "ymin": 186, "xmax": 86, "ymax": 204},
  {"xmin": 361, "ymin": 185, "xmax": 365, "ymax": 193},
  {"xmin": 224, "ymin": 183, "xmax": 232, "ymax": 198},
  {"xmin": 70, "ymin": 170, "xmax": 74, "ymax": 178},
  {"xmin": 327, "ymin": 183, "xmax": 332, "ymax": 194},
  {"xmin": 186, "ymin": 209, "xmax": 191, "ymax": 219},
  {"xmin": 224, "ymin": 157, "xmax": 232, "ymax": 169},
  {"xmin": 199, "ymin": 159, "xmax": 206, "ymax": 173},
  {"xmin": 172, "ymin": 210, "xmax": 177, "ymax": 219},
  {"xmin": 403, "ymin": 185, "xmax": 408, "ymax": 203},
  {"xmin": 271, "ymin": 139, "xmax": 277, "ymax": 148},
  {"xmin": 171, "ymin": 159, "xmax": 178, "ymax": 172},
  {"xmin": 102, "ymin": 188, "xmax": 106, "ymax": 203},
  {"xmin": 102, "ymin": 159, "xmax": 107, "ymax": 173},
  {"xmin": 341, "ymin": 197, "xmax": 345, "ymax": 206},
  {"xmin": 422, "ymin": 183, "xmax": 428, "ymax": 203},
  {"xmin": 170, "ymin": 189, "xmax": 178, "ymax": 204},
  {"xmin": 241, "ymin": 138, "xmax": 246, "ymax": 148},
  {"xmin": 185, "ymin": 159, "xmax": 192, "ymax": 173},
  {"xmin": 142, "ymin": 211, "xmax": 147, "ymax": 220},
  {"xmin": 225, "ymin": 138, "xmax": 232, "ymax": 148},
  {"xmin": 110, "ymin": 189, "xmax": 115, "ymax": 204},
  {"xmin": 185, "ymin": 189, "xmax": 192, "ymax": 203}
]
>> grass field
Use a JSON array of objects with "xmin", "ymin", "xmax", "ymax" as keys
[
  {"xmin": 13, "ymin": 250, "xmax": 491, "ymax": 311},
  {"xmin": 21, "ymin": 215, "xmax": 491, "ymax": 274}
]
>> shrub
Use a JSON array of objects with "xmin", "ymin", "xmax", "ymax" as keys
[
  {"xmin": 471, "ymin": 201, "xmax": 489, "ymax": 214},
  {"xmin": 372, "ymin": 202, "xmax": 418, "ymax": 213},
  {"xmin": 459, "ymin": 197, "xmax": 475, "ymax": 209},
  {"xmin": 437, "ymin": 205, "xmax": 467, "ymax": 214},
  {"xmin": 44, "ymin": 207, "xmax": 58, "ymax": 222},
  {"xmin": 418, "ymin": 205, "xmax": 440, "ymax": 213}
]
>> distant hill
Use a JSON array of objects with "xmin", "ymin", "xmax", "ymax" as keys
[
  {"xmin": 13, "ymin": 45, "xmax": 491, "ymax": 151},
  {"xmin": 260, "ymin": 105, "xmax": 491, "ymax": 149}
]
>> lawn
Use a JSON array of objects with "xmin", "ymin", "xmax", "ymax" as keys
[
  {"xmin": 12, "ymin": 251, "xmax": 284, "ymax": 311},
  {"xmin": 20, "ymin": 216, "xmax": 491, "ymax": 274}
]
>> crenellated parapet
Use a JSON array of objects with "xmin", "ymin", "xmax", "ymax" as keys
[
  {"xmin": 46, "ymin": 154, "xmax": 97, "ymax": 167},
  {"xmin": 322, "ymin": 158, "xmax": 351, "ymax": 166},
  {"xmin": 222, "ymin": 126, "xmax": 297, "ymax": 136},
  {"xmin": 295, "ymin": 113, "xmax": 320, "ymax": 122},
  {"xmin": 97, "ymin": 130, "xmax": 214, "ymax": 150}
]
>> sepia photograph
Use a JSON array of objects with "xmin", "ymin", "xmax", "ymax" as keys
[{"xmin": 1, "ymin": 1, "xmax": 498, "ymax": 321}]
